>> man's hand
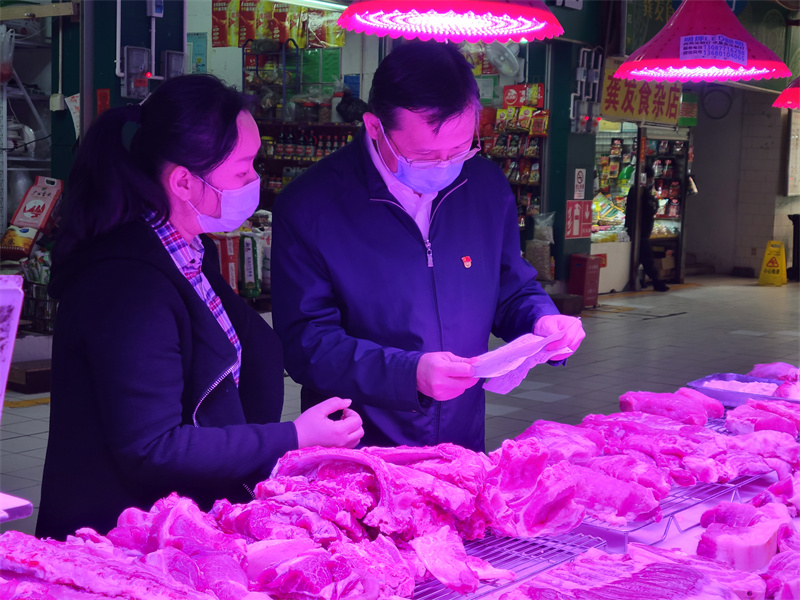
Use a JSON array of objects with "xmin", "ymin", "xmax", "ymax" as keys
[
  {"xmin": 294, "ymin": 397, "xmax": 364, "ymax": 449},
  {"xmin": 416, "ymin": 352, "xmax": 478, "ymax": 401},
  {"xmin": 533, "ymin": 315, "xmax": 586, "ymax": 361}
]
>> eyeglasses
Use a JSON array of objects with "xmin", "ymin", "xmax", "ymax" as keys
[{"xmin": 378, "ymin": 120, "xmax": 481, "ymax": 169}]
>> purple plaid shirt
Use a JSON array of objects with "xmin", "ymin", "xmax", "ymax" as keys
[{"xmin": 148, "ymin": 215, "xmax": 242, "ymax": 386}]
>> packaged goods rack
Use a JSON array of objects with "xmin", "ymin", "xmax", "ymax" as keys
[{"xmin": 413, "ymin": 532, "xmax": 605, "ymax": 600}]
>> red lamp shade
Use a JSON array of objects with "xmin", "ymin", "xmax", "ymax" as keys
[
  {"xmin": 336, "ymin": 0, "xmax": 564, "ymax": 44},
  {"xmin": 615, "ymin": 0, "xmax": 790, "ymax": 83},
  {"xmin": 774, "ymin": 75, "xmax": 800, "ymax": 109}
]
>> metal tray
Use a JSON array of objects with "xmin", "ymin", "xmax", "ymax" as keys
[
  {"xmin": 686, "ymin": 373, "xmax": 787, "ymax": 407},
  {"xmin": 413, "ymin": 532, "xmax": 606, "ymax": 600}
]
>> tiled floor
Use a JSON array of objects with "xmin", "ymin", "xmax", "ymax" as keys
[{"xmin": 2, "ymin": 275, "xmax": 798, "ymax": 536}]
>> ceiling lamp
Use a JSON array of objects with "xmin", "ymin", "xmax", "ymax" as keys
[
  {"xmin": 336, "ymin": 0, "xmax": 564, "ymax": 44},
  {"xmin": 615, "ymin": 0, "xmax": 790, "ymax": 83},
  {"xmin": 773, "ymin": 75, "xmax": 800, "ymax": 109}
]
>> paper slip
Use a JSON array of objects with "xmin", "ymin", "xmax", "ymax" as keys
[{"xmin": 472, "ymin": 329, "xmax": 566, "ymax": 378}]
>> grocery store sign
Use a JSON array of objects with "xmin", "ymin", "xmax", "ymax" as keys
[{"xmin": 601, "ymin": 57, "xmax": 682, "ymax": 125}]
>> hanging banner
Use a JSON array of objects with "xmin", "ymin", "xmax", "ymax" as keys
[{"xmin": 601, "ymin": 57, "xmax": 682, "ymax": 125}]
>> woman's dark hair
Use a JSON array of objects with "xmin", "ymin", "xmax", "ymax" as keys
[
  {"xmin": 369, "ymin": 41, "xmax": 481, "ymax": 133},
  {"xmin": 56, "ymin": 74, "xmax": 253, "ymax": 258}
]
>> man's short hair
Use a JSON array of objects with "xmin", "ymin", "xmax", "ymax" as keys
[{"xmin": 368, "ymin": 41, "xmax": 481, "ymax": 134}]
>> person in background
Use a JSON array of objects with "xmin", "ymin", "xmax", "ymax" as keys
[
  {"xmin": 37, "ymin": 74, "xmax": 363, "ymax": 540},
  {"xmin": 271, "ymin": 41, "xmax": 585, "ymax": 453},
  {"xmin": 626, "ymin": 165, "xmax": 669, "ymax": 292}
]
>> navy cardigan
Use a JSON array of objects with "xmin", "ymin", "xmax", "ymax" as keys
[{"xmin": 37, "ymin": 221, "xmax": 296, "ymax": 540}]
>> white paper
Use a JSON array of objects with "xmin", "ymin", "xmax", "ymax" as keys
[
  {"xmin": 473, "ymin": 332, "xmax": 558, "ymax": 378},
  {"xmin": 474, "ymin": 319, "xmax": 581, "ymax": 394}
]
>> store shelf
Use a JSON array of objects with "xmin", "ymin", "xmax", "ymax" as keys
[{"xmin": 413, "ymin": 532, "xmax": 606, "ymax": 600}]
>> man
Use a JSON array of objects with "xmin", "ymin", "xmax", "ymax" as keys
[
  {"xmin": 626, "ymin": 165, "xmax": 669, "ymax": 292},
  {"xmin": 271, "ymin": 41, "xmax": 585, "ymax": 452}
]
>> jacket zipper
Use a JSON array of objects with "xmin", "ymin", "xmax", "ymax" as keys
[
  {"xmin": 370, "ymin": 178, "xmax": 468, "ymax": 269},
  {"xmin": 192, "ymin": 362, "xmax": 237, "ymax": 427},
  {"xmin": 372, "ymin": 179, "xmax": 467, "ymax": 446}
]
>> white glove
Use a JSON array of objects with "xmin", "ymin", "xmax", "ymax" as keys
[
  {"xmin": 416, "ymin": 352, "xmax": 479, "ymax": 401},
  {"xmin": 294, "ymin": 397, "xmax": 364, "ymax": 449}
]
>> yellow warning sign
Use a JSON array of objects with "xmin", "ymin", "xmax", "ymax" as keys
[{"xmin": 758, "ymin": 241, "xmax": 787, "ymax": 286}]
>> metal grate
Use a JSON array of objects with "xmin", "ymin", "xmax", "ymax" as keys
[
  {"xmin": 576, "ymin": 474, "xmax": 759, "ymax": 550},
  {"xmin": 705, "ymin": 417, "xmax": 731, "ymax": 435},
  {"xmin": 413, "ymin": 533, "xmax": 605, "ymax": 600}
]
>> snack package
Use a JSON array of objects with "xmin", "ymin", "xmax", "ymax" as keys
[
  {"xmin": 662, "ymin": 159, "xmax": 673, "ymax": 179},
  {"xmin": 609, "ymin": 138, "xmax": 623, "ymax": 157},
  {"xmin": 518, "ymin": 106, "xmax": 534, "ymax": 131},
  {"xmin": 658, "ymin": 139, "xmax": 670, "ymax": 155},
  {"xmin": 495, "ymin": 108, "xmax": 510, "ymax": 132},
  {"xmin": 212, "ymin": 0, "xmax": 240, "ymax": 47},
  {"xmin": 239, "ymin": 233, "xmax": 261, "ymax": 298},
  {"xmin": 523, "ymin": 136, "xmax": 540, "ymax": 158},
  {"xmin": 210, "ymin": 233, "xmax": 240, "ymax": 292},
  {"xmin": 533, "ymin": 211, "xmax": 555, "ymax": 244},
  {"xmin": 10, "ymin": 176, "xmax": 64, "ymax": 235},
  {"xmin": 528, "ymin": 161, "xmax": 540, "ymax": 184},
  {"xmin": 646, "ymin": 140, "xmax": 658, "ymax": 155},
  {"xmin": 306, "ymin": 9, "xmax": 345, "ymax": 48},
  {"xmin": 0, "ymin": 225, "xmax": 38, "ymax": 261},
  {"xmin": 672, "ymin": 140, "xmax": 685, "ymax": 155},
  {"xmin": 529, "ymin": 110, "xmax": 549, "ymax": 135},
  {"xmin": 652, "ymin": 159, "xmax": 663, "ymax": 178}
]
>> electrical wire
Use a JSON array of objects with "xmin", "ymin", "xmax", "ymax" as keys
[{"xmin": 1, "ymin": 134, "xmax": 53, "ymax": 153}]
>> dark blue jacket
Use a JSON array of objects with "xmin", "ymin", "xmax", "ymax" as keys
[
  {"xmin": 272, "ymin": 131, "xmax": 558, "ymax": 452},
  {"xmin": 37, "ymin": 221, "xmax": 297, "ymax": 540}
]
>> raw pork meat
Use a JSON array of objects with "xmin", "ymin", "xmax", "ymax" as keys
[
  {"xmin": 586, "ymin": 454, "xmax": 672, "ymax": 500},
  {"xmin": 724, "ymin": 404, "xmax": 797, "ymax": 436},
  {"xmin": 327, "ymin": 535, "xmax": 415, "ymax": 599},
  {"xmin": 762, "ymin": 550, "xmax": 800, "ymax": 600},
  {"xmin": 272, "ymin": 446, "xmax": 475, "ymax": 540},
  {"xmin": 697, "ymin": 502, "xmax": 795, "ymax": 571},
  {"xmin": 500, "ymin": 543, "xmax": 765, "ymax": 600},
  {"xmin": 502, "ymin": 461, "xmax": 585, "ymax": 538},
  {"xmin": 747, "ymin": 398, "xmax": 800, "ymax": 433},
  {"xmin": 619, "ymin": 390, "xmax": 710, "ymax": 425},
  {"xmin": 0, "ymin": 530, "xmax": 216, "ymax": 600},
  {"xmin": 748, "ymin": 362, "xmax": 800, "ymax": 382},
  {"xmin": 514, "ymin": 420, "xmax": 604, "ymax": 464},
  {"xmin": 674, "ymin": 387, "xmax": 725, "ymax": 419},
  {"xmin": 700, "ymin": 501, "xmax": 760, "ymax": 528},
  {"xmin": 567, "ymin": 464, "xmax": 660, "ymax": 526},
  {"xmin": 776, "ymin": 380, "xmax": 800, "ymax": 400},
  {"xmin": 752, "ymin": 471, "xmax": 800, "ymax": 516},
  {"xmin": 408, "ymin": 526, "xmax": 513, "ymax": 594}
]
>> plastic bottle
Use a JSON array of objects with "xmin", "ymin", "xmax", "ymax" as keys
[
  {"xmin": 297, "ymin": 132, "xmax": 306, "ymax": 160},
  {"xmin": 305, "ymin": 130, "xmax": 315, "ymax": 160},
  {"xmin": 284, "ymin": 130, "xmax": 295, "ymax": 158},
  {"xmin": 315, "ymin": 136, "xmax": 324, "ymax": 161},
  {"xmin": 324, "ymin": 135, "xmax": 332, "ymax": 157},
  {"xmin": 276, "ymin": 130, "xmax": 285, "ymax": 157}
]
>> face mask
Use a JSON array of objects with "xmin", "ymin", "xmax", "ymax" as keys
[
  {"xmin": 377, "ymin": 121, "xmax": 478, "ymax": 194},
  {"xmin": 191, "ymin": 176, "xmax": 261, "ymax": 233}
]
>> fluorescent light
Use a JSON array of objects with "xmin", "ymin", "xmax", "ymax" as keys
[{"xmin": 280, "ymin": 0, "xmax": 349, "ymax": 12}]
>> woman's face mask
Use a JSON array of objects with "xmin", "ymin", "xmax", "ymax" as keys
[
  {"xmin": 377, "ymin": 119, "xmax": 480, "ymax": 194},
  {"xmin": 191, "ymin": 176, "xmax": 261, "ymax": 233}
]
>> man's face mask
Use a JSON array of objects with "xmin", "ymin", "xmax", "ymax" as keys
[{"xmin": 377, "ymin": 120, "xmax": 480, "ymax": 194}]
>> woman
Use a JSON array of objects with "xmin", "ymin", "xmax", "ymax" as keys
[{"xmin": 36, "ymin": 74, "xmax": 363, "ymax": 540}]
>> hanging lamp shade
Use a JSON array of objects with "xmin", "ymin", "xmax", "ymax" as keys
[
  {"xmin": 773, "ymin": 75, "xmax": 800, "ymax": 108},
  {"xmin": 615, "ymin": 0, "xmax": 790, "ymax": 83},
  {"xmin": 336, "ymin": 0, "xmax": 564, "ymax": 44}
]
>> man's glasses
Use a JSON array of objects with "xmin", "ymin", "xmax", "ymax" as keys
[{"xmin": 378, "ymin": 120, "xmax": 481, "ymax": 170}]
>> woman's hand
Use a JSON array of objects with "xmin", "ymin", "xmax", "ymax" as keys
[{"xmin": 294, "ymin": 397, "xmax": 364, "ymax": 449}]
